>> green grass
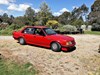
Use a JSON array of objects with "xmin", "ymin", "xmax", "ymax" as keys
[
  {"xmin": 84, "ymin": 31, "xmax": 100, "ymax": 35},
  {"xmin": 0, "ymin": 29, "xmax": 13, "ymax": 35},
  {"xmin": 0, "ymin": 58, "xmax": 37, "ymax": 75}
]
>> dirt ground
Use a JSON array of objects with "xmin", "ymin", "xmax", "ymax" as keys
[{"xmin": 0, "ymin": 34, "xmax": 100, "ymax": 75}]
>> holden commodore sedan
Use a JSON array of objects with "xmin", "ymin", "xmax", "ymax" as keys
[{"xmin": 13, "ymin": 26, "xmax": 76, "ymax": 52}]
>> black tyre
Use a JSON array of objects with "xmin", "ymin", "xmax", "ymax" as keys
[
  {"xmin": 51, "ymin": 42, "xmax": 61, "ymax": 52},
  {"xmin": 19, "ymin": 38, "xmax": 26, "ymax": 45}
]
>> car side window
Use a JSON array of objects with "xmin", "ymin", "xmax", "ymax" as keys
[
  {"xmin": 24, "ymin": 28, "xmax": 35, "ymax": 34},
  {"xmin": 35, "ymin": 28, "xmax": 45, "ymax": 36}
]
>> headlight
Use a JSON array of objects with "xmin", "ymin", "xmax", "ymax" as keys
[{"xmin": 66, "ymin": 41, "xmax": 72, "ymax": 45}]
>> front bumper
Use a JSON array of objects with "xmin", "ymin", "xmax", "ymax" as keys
[
  {"xmin": 61, "ymin": 45, "xmax": 76, "ymax": 51},
  {"xmin": 61, "ymin": 40, "xmax": 76, "ymax": 51}
]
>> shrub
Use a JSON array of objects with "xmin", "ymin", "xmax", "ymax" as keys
[
  {"xmin": 9, "ymin": 24, "xmax": 24, "ymax": 30},
  {"xmin": 0, "ymin": 24, "xmax": 23, "ymax": 35},
  {"xmin": 92, "ymin": 23, "xmax": 100, "ymax": 31},
  {"xmin": 0, "ymin": 24, "xmax": 8, "ymax": 30},
  {"xmin": 46, "ymin": 20, "xmax": 59, "ymax": 29},
  {"xmin": 0, "ymin": 28, "xmax": 13, "ymax": 35},
  {"xmin": 59, "ymin": 25, "xmax": 77, "ymax": 32}
]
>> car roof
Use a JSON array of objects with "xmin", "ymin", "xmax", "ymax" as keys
[{"xmin": 24, "ymin": 26, "xmax": 47, "ymax": 29}]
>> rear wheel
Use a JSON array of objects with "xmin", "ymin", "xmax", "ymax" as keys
[
  {"xmin": 51, "ymin": 42, "xmax": 61, "ymax": 52},
  {"xmin": 19, "ymin": 38, "xmax": 26, "ymax": 45}
]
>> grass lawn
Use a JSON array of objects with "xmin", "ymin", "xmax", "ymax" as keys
[
  {"xmin": 0, "ymin": 58, "xmax": 37, "ymax": 75},
  {"xmin": 84, "ymin": 31, "xmax": 100, "ymax": 35}
]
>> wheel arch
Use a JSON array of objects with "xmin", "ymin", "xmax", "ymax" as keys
[
  {"xmin": 18, "ymin": 36, "xmax": 26, "ymax": 42},
  {"xmin": 18, "ymin": 36, "xmax": 25, "ymax": 40},
  {"xmin": 50, "ymin": 41, "xmax": 61, "ymax": 46}
]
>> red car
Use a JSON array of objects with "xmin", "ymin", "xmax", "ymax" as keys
[{"xmin": 13, "ymin": 26, "xmax": 76, "ymax": 52}]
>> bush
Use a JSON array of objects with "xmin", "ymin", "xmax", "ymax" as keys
[
  {"xmin": 59, "ymin": 25, "xmax": 77, "ymax": 32},
  {"xmin": 0, "ymin": 24, "xmax": 24, "ymax": 35},
  {"xmin": 46, "ymin": 20, "xmax": 59, "ymax": 29},
  {"xmin": 0, "ymin": 24, "xmax": 8, "ymax": 30},
  {"xmin": 92, "ymin": 23, "xmax": 100, "ymax": 31},
  {"xmin": 9, "ymin": 24, "xmax": 24, "ymax": 30},
  {"xmin": 0, "ymin": 28, "xmax": 13, "ymax": 35}
]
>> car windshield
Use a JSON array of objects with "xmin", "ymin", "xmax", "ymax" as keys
[{"xmin": 43, "ymin": 28, "xmax": 57, "ymax": 35}]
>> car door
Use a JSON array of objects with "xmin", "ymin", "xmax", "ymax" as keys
[
  {"xmin": 33, "ymin": 28, "xmax": 51, "ymax": 47},
  {"xmin": 22, "ymin": 27, "xmax": 36, "ymax": 44}
]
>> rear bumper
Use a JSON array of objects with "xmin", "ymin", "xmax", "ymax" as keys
[{"xmin": 13, "ymin": 36, "xmax": 18, "ymax": 40}]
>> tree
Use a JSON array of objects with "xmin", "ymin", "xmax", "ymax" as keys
[
  {"xmin": 89, "ymin": 0, "xmax": 100, "ymax": 24},
  {"xmin": 58, "ymin": 11, "xmax": 71, "ymax": 25},
  {"xmin": 88, "ymin": 0, "xmax": 100, "ymax": 31},
  {"xmin": 13, "ymin": 16, "xmax": 25, "ymax": 27},
  {"xmin": 36, "ymin": 2, "xmax": 53, "ymax": 25},
  {"xmin": 71, "ymin": 19, "xmax": 84, "ymax": 27},
  {"xmin": 7, "ymin": 15, "xmax": 15, "ymax": 25},
  {"xmin": 71, "ymin": 4, "xmax": 88, "ymax": 21},
  {"xmin": 81, "ymin": 4, "xmax": 89, "ymax": 16},
  {"xmin": 80, "ymin": 4, "xmax": 89, "ymax": 22},
  {"xmin": 24, "ymin": 7, "xmax": 36, "ymax": 25},
  {"xmin": 10, "ymin": 15, "xmax": 14, "ymax": 19},
  {"xmin": 25, "ymin": 7, "xmax": 35, "ymax": 17},
  {"xmin": 46, "ymin": 20, "xmax": 59, "ymax": 29},
  {"xmin": 79, "ymin": 16, "xmax": 84, "ymax": 21},
  {"xmin": 0, "ymin": 15, "xmax": 3, "ymax": 23},
  {"xmin": 2, "ymin": 13, "xmax": 9, "ymax": 23}
]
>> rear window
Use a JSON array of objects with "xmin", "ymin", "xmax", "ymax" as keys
[{"xmin": 23, "ymin": 28, "xmax": 35, "ymax": 34}]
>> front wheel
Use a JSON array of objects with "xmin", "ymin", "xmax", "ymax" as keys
[
  {"xmin": 18, "ymin": 38, "xmax": 26, "ymax": 45},
  {"xmin": 51, "ymin": 42, "xmax": 61, "ymax": 52}
]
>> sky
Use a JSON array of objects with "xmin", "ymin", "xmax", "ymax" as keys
[{"xmin": 0, "ymin": 0, "xmax": 95, "ymax": 17}]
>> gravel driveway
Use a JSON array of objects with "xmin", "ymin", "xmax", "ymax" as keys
[
  {"xmin": 0, "ymin": 36, "xmax": 13, "ymax": 40},
  {"xmin": 0, "ymin": 34, "xmax": 100, "ymax": 75}
]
